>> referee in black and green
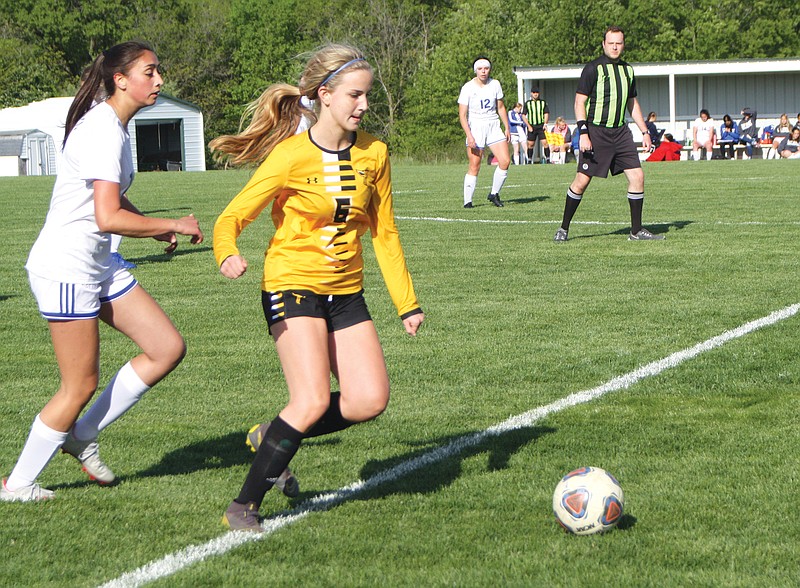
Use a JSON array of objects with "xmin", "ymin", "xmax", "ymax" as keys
[
  {"xmin": 554, "ymin": 25, "xmax": 664, "ymax": 242},
  {"xmin": 525, "ymin": 88, "xmax": 549, "ymax": 163}
]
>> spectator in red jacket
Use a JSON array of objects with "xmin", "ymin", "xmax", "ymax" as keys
[{"xmin": 646, "ymin": 133, "xmax": 682, "ymax": 161}]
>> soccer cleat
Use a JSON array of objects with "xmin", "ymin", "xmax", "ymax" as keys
[
  {"xmin": 1, "ymin": 478, "xmax": 54, "ymax": 502},
  {"xmin": 463, "ymin": 202, "xmax": 474, "ymax": 209},
  {"xmin": 487, "ymin": 193, "xmax": 504, "ymax": 207},
  {"xmin": 245, "ymin": 423, "xmax": 300, "ymax": 498},
  {"xmin": 628, "ymin": 228, "xmax": 665, "ymax": 241},
  {"xmin": 222, "ymin": 500, "xmax": 263, "ymax": 532},
  {"xmin": 553, "ymin": 228, "xmax": 568, "ymax": 243},
  {"xmin": 62, "ymin": 434, "xmax": 116, "ymax": 485}
]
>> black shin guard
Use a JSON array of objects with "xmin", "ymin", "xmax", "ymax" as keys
[
  {"xmin": 304, "ymin": 392, "xmax": 355, "ymax": 438},
  {"xmin": 236, "ymin": 416, "xmax": 302, "ymax": 507}
]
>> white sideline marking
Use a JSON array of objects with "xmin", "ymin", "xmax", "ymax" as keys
[
  {"xmin": 99, "ymin": 303, "xmax": 800, "ymax": 588},
  {"xmin": 396, "ymin": 215, "xmax": 800, "ymax": 226}
]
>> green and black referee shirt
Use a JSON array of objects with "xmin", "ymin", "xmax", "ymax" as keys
[
  {"xmin": 525, "ymin": 98, "xmax": 549, "ymax": 126},
  {"xmin": 576, "ymin": 54, "xmax": 637, "ymax": 128}
]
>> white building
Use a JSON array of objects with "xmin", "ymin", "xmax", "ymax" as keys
[
  {"xmin": 513, "ymin": 58, "xmax": 800, "ymax": 142},
  {"xmin": 0, "ymin": 94, "xmax": 206, "ymax": 176}
]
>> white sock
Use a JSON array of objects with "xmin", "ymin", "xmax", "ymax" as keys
[
  {"xmin": 463, "ymin": 174, "xmax": 476, "ymax": 205},
  {"xmin": 6, "ymin": 414, "xmax": 67, "ymax": 490},
  {"xmin": 491, "ymin": 168, "xmax": 508, "ymax": 195},
  {"xmin": 72, "ymin": 362, "xmax": 150, "ymax": 441},
  {"xmin": 513, "ymin": 153, "xmax": 519, "ymax": 165},
  {"xmin": 706, "ymin": 150, "xmax": 712, "ymax": 160}
]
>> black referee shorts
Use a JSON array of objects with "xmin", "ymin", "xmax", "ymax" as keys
[
  {"xmin": 576, "ymin": 124, "xmax": 641, "ymax": 178},
  {"xmin": 262, "ymin": 289, "xmax": 372, "ymax": 334},
  {"xmin": 527, "ymin": 125, "xmax": 548, "ymax": 142}
]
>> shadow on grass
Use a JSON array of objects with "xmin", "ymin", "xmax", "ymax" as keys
[
  {"xmin": 139, "ymin": 207, "xmax": 192, "ymax": 215},
  {"xmin": 48, "ymin": 429, "xmax": 338, "ymax": 490},
  {"xmin": 617, "ymin": 513, "xmax": 637, "ymax": 531},
  {"xmin": 353, "ymin": 425, "xmax": 555, "ymax": 500},
  {"xmin": 127, "ymin": 431, "xmax": 340, "ymax": 481},
  {"xmin": 504, "ymin": 195, "xmax": 550, "ymax": 205},
  {"xmin": 463, "ymin": 195, "xmax": 549, "ymax": 208},
  {"xmin": 568, "ymin": 220, "xmax": 693, "ymax": 240},
  {"xmin": 127, "ymin": 245, "xmax": 213, "ymax": 265},
  {"xmin": 52, "ymin": 424, "xmax": 553, "ymax": 507}
]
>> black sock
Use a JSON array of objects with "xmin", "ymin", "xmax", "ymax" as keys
[
  {"xmin": 304, "ymin": 392, "xmax": 355, "ymax": 438},
  {"xmin": 561, "ymin": 188, "xmax": 582, "ymax": 231},
  {"xmin": 235, "ymin": 416, "xmax": 302, "ymax": 507},
  {"xmin": 628, "ymin": 193, "xmax": 644, "ymax": 234},
  {"xmin": 527, "ymin": 148, "xmax": 534, "ymax": 161},
  {"xmin": 544, "ymin": 147, "xmax": 551, "ymax": 159}
]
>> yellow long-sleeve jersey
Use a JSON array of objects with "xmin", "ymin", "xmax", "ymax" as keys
[{"xmin": 213, "ymin": 130, "xmax": 421, "ymax": 318}]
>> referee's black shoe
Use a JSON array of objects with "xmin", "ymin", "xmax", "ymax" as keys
[{"xmin": 487, "ymin": 193, "xmax": 504, "ymax": 207}]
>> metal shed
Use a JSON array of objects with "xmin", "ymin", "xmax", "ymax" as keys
[
  {"xmin": 0, "ymin": 129, "xmax": 57, "ymax": 177},
  {"xmin": 129, "ymin": 94, "xmax": 206, "ymax": 172},
  {"xmin": 513, "ymin": 58, "xmax": 800, "ymax": 140},
  {"xmin": 0, "ymin": 94, "xmax": 206, "ymax": 176}
]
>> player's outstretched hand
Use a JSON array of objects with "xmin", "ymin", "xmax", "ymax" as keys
[
  {"xmin": 220, "ymin": 254, "xmax": 248, "ymax": 280},
  {"xmin": 155, "ymin": 214, "xmax": 203, "ymax": 253},
  {"xmin": 403, "ymin": 312, "xmax": 425, "ymax": 337},
  {"xmin": 154, "ymin": 232, "xmax": 178, "ymax": 253},
  {"xmin": 176, "ymin": 213, "xmax": 203, "ymax": 244}
]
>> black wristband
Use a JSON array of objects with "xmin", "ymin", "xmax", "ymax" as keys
[
  {"xmin": 400, "ymin": 307, "xmax": 423, "ymax": 321},
  {"xmin": 576, "ymin": 120, "xmax": 589, "ymax": 135}
]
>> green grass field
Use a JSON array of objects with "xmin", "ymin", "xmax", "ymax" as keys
[{"xmin": 1, "ymin": 159, "xmax": 799, "ymax": 587}]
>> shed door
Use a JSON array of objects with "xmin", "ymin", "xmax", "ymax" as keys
[
  {"xmin": 27, "ymin": 137, "xmax": 49, "ymax": 176},
  {"xmin": 135, "ymin": 120, "xmax": 183, "ymax": 171}
]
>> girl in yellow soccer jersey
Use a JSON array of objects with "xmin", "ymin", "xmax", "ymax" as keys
[{"xmin": 210, "ymin": 44, "xmax": 424, "ymax": 531}]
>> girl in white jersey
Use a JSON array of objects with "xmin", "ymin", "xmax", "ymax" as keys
[
  {"xmin": 1, "ymin": 41, "xmax": 204, "ymax": 502},
  {"xmin": 458, "ymin": 57, "xmax": 511, "ymax": 208}
]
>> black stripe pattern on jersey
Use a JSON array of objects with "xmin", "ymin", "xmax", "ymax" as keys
[{"xmin": 586, "ymin": 62, "xmax": 634, "ymax": 128}]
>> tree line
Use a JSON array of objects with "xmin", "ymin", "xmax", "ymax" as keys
[{"xmin": 1, "ymin": 0, "xmax": 798, "ymax": 163}]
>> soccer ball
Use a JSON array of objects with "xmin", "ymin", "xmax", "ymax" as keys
[{"xmin": 552, "ymin": 466, "xmax": 624, "ymax": 535}]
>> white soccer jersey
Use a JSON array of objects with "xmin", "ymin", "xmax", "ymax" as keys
[
  {"xmin": 458, "ymin": 78, "xmax": 504, "ymax": 123},
  {"xmin": 693, "ymin": 117, "xmax": 716, "ymax": 144},
  {"xmin": 26, "ymin": 101, "xmax": 134, "ymax": 284}
]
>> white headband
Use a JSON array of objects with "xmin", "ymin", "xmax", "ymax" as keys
[{"xmin": 473, "ymin": 58, "xmax": 491, "ymax": 72}]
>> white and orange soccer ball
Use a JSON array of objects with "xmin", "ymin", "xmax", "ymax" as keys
[{"xmin": 552, "ymin": 466, "xmax": 624, "ymax": 535}]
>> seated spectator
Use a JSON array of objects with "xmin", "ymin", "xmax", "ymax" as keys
[
  {"xmin": 717, "ymin": 115, "xmax": 740, "ymax": 160},
  {"xmin": 507, "ymin": 102, "xmax": 529, "ymax": 165},
  {"xmin": 770, "ymin": 114, "xmax": 793, "ymax": 159},
  {"xmin": 547, "ymin": 117, "xmax": 572, "ymax": 164},
  {"xmin": 737, "ymin": 108, "xmax": 759, "ymax": 159},
  {"xmin": 646, "ymin": 133, "xmax": 682, "ymax": 162},
  {"xmin": 646, "ymin": 112, "xmax": 662, "ymax": 148},
  {"xmin": 569, "ymin": 126, "xmax": 580, "ymax": 161},
  {"xmin": 692, "ymin": 109, "xmax": 715, "ymax": 160},
  {"xmin": 778, "ymin": 127, "xmax": 800, "ymax": 159}
]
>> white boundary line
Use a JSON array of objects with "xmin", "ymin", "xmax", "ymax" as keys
[
  {"xmin": 396, "ymin": 216, "xmax": 800, "ymax": 226},
  {"xmin": 99, "ymin": 302, "xmax": 800, "ymax": 588}
]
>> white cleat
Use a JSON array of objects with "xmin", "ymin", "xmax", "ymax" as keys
[
  {"xmin": 62, "ymin": 434, "xmax": 116, "ymax": 485},
  {"xmin": 1, "ymin": 478, "xmax": 55, "ymax": 502}
]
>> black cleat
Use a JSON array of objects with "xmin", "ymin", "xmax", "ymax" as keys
[{"xmin": 487, "ymin": 193, "xmax": 504, "ymax": 207}]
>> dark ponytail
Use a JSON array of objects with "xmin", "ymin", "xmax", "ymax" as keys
[{"xmin": 63, "ymin": 41, "xmax": 154, "ymax": 147}]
